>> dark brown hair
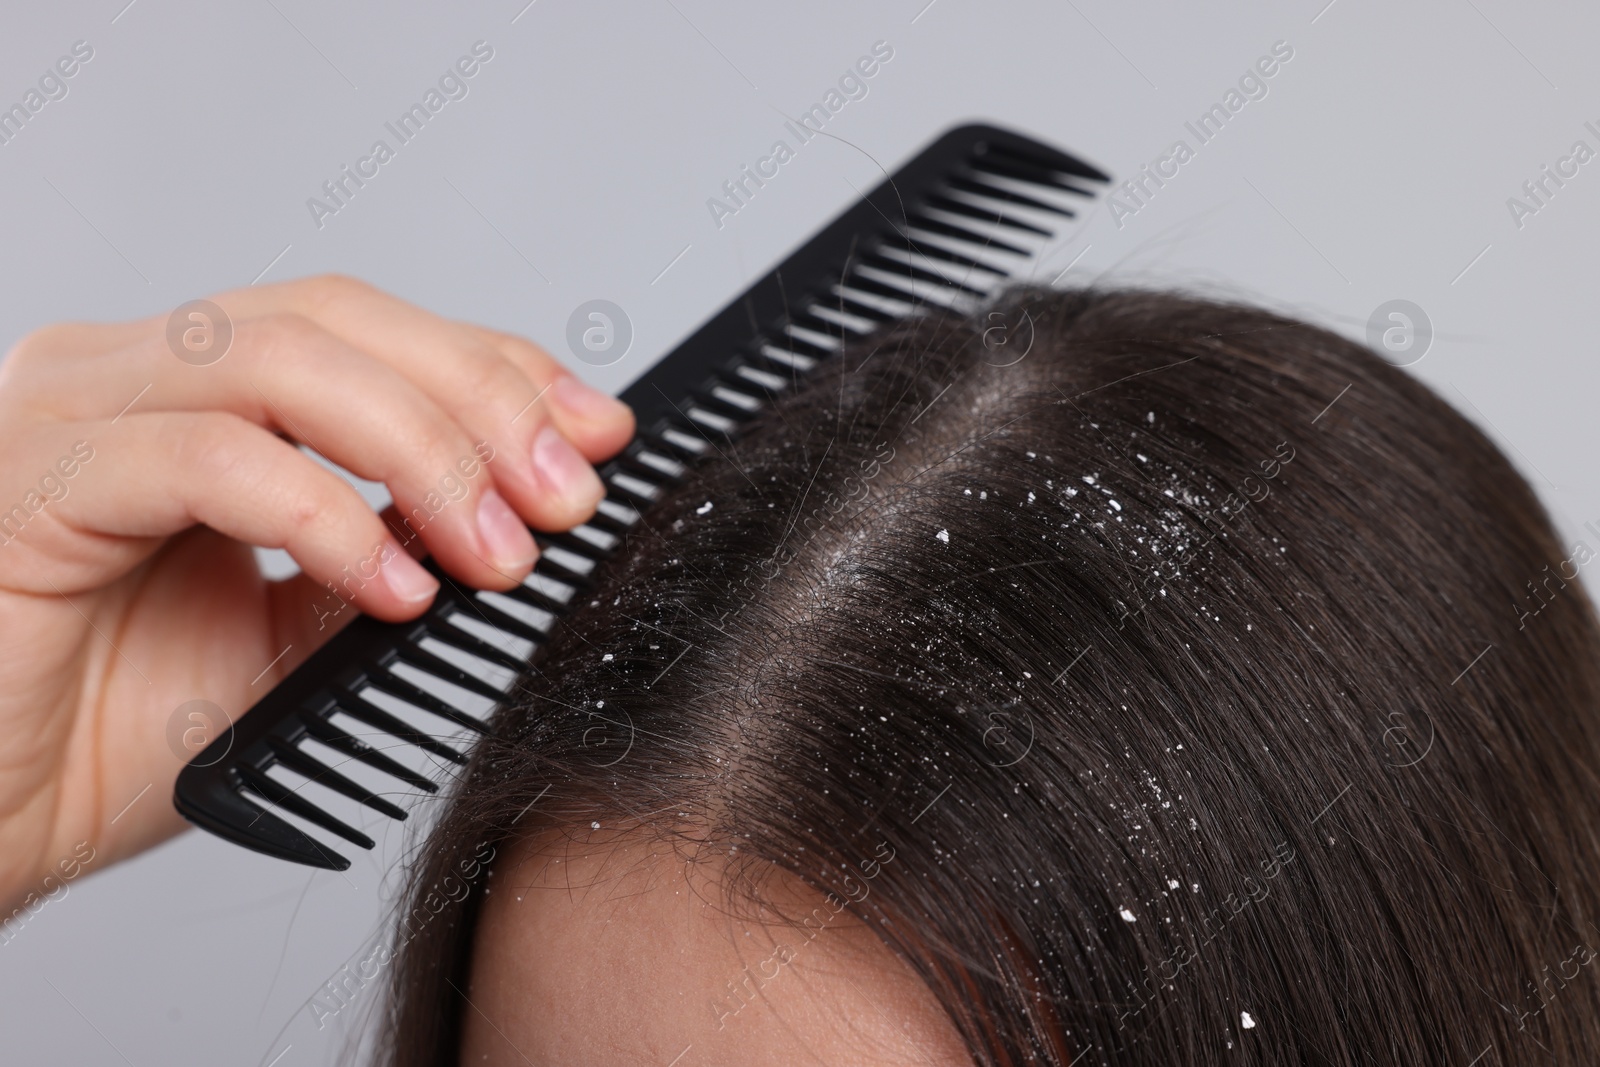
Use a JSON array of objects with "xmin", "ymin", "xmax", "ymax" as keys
[{"xmin": 381, "ymin": 285, "xmax": 1600, "ymax": 1064}]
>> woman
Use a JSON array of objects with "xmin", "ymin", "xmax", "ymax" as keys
[
  {"xmin": 3, "ymin": 278, "xmax": 1596, "ymax": 1065},
  {"xmin": 382, "ymin": 286, "xmax": 1600, "ymax": 1065}
]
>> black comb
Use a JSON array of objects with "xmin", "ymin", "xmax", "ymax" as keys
[{"xmin": 174, "ymin": 123, "xmax": 1111, "ymax": 870}]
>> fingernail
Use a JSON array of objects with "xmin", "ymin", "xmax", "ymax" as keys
[
  {"xmin": 381, "ymin": 544, "xmax": 440, "ymax": 604},
  {"xmin": 532, "ymin": 425, "xmax": 605, "ymax": 508},
  {"xmin": 476, "ymin": 488, "xmax": 539, "ymax": 571},
  {"xmin": 551, "ymin": 374, "xmax": 631, "ymax": 424}
]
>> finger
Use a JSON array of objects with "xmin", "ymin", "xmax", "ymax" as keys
[
  {"xmin": 1, "ymin": 412, "xmax": 447, "ymax": 623},
  {"xmin": 218, "ymin": 275, "xmax": 631, "ymax": 523},
  {"xmin": 0, "ymin": 318, "xmax": 164, "ymax": 393},
  {"xmin": 459, "ymin": 323, "xmax": 635, "ymax": 463},
  {"xmin": 23, "ymin": 313, "xmax": 543, "ymax": 587}
]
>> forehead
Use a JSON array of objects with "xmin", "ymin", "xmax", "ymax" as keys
[{"xmin": 458, "ymin": 827, "xmax": 972, "ymax": 1067}]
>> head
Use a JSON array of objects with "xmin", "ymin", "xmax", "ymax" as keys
[{"xmin": 382, "ymin": 285, "xmax": 1600, "ymax": 1065}]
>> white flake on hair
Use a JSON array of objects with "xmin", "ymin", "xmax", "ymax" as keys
[{"xmin": 936, "ymin": 529, "xmax": 950, "ymax": 543}]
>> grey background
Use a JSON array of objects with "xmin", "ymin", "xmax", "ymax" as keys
[{"xmin": 1, "ymin": 1, "xmax": 1597, "ymax": 1064}]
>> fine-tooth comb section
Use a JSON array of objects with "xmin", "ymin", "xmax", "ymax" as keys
[{"xmin": 174, "ymin": 123, "xmax": 1111, "ymax": 870}]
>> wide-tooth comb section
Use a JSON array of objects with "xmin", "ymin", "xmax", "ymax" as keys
[
  {"xmin": 921, "ymin": 192, "xmax": 1052, "ymax": 235},
  {"xmin": 264, "ymin": 737, "xmax": 408, "ymax": 821},
  {"xmin": 656, "ymin": 425, "xmax": 714, "ymax": 457},
  {"xmin": 420, "ymin": 618, "xmax": 528, "ymax": 674},
  {"xmin": 173, "ymin": 123, "xmax": 1111, "ymax": 868},
  {"xmin": 978, "ymin": 138, "xmax": 1110, "ymax": 183},
  {"xmin": 969, "ymin": 155, "xmax": 1100, "ymax": 197},
  {"xmin": 858, "ymin": 252, "xmax": 993, "ymax": 295},
  {"xmin": 904, "ymin": 213, "xmax": 1031, "ymax": 256},
  {"xmin": 178, "ymin": 764, "xmax": 353, "ymax": 870},
  {"xmin": 297, "ymin": 711, "xmax": 439, "ymax": 794},
  {"xmin": 385, "ymin": 645, "xmax": 506, "ymax": 710},
  {"xmin": 471, "ymin": 592, "xmax": 555, "ymax": 642},
  {"xmin": 850, "ymin": 265, "xmax": 971, "ymax": 310},
  {"xmin": 732, "ymin": 363, "xmax": 793, "ymax": 395},
  {"xmin": 945, "ymin": 175, "xmax": 1076, "ymax": 218},
  {"xmin": 331, "ymin": 687, "xmax": 469, "ymax": 765},
  {"xmin": 236, "ymin": 764, "xmax": 375, "ymax": 850},
  {"xmin": 360, "ymin": 663, "xmax": 492, "ymax": 736},
  {"xmin": 757, "ymin": 343, "xmax": 819, "ymax": 372},
  {"xmin": 871, "ymin": 241, "xmax": 1011, "ymax": 282}
]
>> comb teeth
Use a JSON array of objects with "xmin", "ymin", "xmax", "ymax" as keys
[
  {"xmin": 174, "ymin": 123, "xmax": 1111, "ymax": 869},
  {"xmin": 296, "ymin": 712, "xmax": 439, "ymax": 795},
  {"xmin": 264, "ymin": 737, "xmax": 408, "ymax": 822}
]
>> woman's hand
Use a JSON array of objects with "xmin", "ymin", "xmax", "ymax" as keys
[{"xmin": 0, "ymin": 275, "xmax": 634, "ymax": 909}]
